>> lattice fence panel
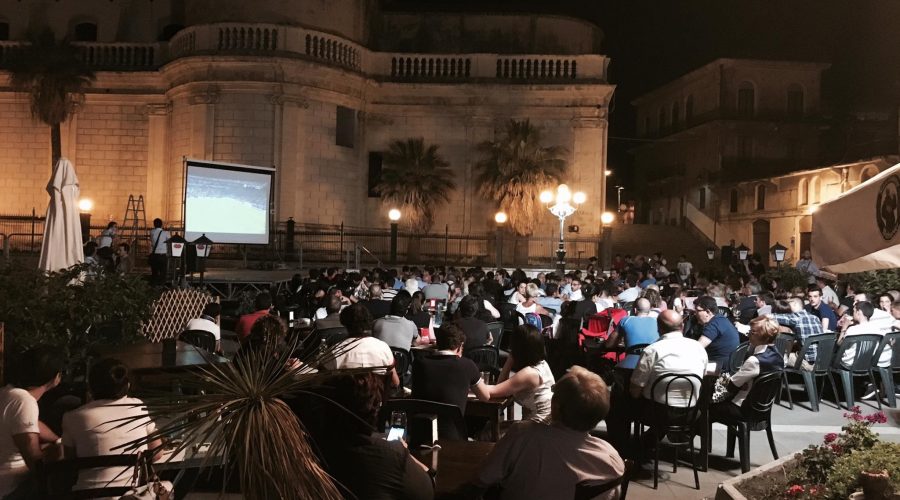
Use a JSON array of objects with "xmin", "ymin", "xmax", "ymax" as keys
[{"xmin": 142, "ymin": 289, "xmax": 217, "ymax": 342}]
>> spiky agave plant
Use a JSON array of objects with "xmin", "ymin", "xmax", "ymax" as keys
[{"xmin": 111, "ymin": 336, "xmax": 375, "ymax": 499}]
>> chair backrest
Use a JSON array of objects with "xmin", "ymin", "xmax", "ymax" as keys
[
  {"xmin": 728, "ymin": 342, "xmax": 750, "ymax": 374},
  {"xmin": 464, "ymin": 345, "xmax": 500, "ymax": 373},
  {"xmin": 180, "ymin": 329, "xmax": 217, "ymax": 353},
  {"xmin": 797, "ymin": 333, "xmax": 836, "ymax": 373},
  {"xmin": 833, "ymin": 334, "xmax": 883, "ymax": 372},
  {"xmin": 486, "ymin": 322, "xmax": 504, "ymax": 348},
  {"xmin": 649, "ymin": 373, "xmax": 703, "ymax": 437},
  {"xmin": 380, "ymin": 398, "xmax": 467, "ymax": 444},
  {"xmin": 42, "ymin": 454, "xmax": 141, "ymax": 499},
  {"xmin": 315, "ymin": 327, "xmax": 349, "ymax": 347},
  {"xmin": 556, "ymin": 317, "xmax": 583, "ymax": 346},
  {"xmin": 739, "ymin": 370, "xmax": 784, "ymax": 423},
  {"xmin": 773, "ymin": 333, "xmax": 795, "ymax": 356},
  {"xmin": 391, "ymin": 348, "xmax": 411, "ymax": 380},
  {"xmin": 717, "ymin": 306, "xmax": 735, "ymax": 322},
  {"xmin": 876, "ymin": 331, "xmax": 900, "ymax": 369}
]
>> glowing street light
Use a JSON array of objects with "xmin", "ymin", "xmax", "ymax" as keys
[
  {"xmin": 494, "ymin": 212, "xmax": 508, "ymax": 224},
  {"xmin": 542, "ymin": 184, "xmax": 586, "ymax": 275},
  {"xmin": 78, "ymin": 198, "xmax": 94, "ymax": 212},
  {"xmin": 494, "ymin": 211, "xmax": 507, "ymax": 268},
  {"xmin": 601, "ymin": 212, "xmax": 615, "ymax": 225},
  {"xmin": 388, "ymin": 209, "xmax": 401, "ymax": 264}
]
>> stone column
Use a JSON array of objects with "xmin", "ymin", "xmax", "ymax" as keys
[
  {"xmin": 571, "ymin": 114, "xmax": 608, "ymax": 235},
  {"xmin": 144, "ymin": 103, "xmax": 170, "ymax": 221},
  {"xmin": 270, "ymin": 93, "xmax": 309, "ymax": 222}
]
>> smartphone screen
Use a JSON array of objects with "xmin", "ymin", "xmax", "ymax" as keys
[{"xmin": 386, "ymin": 426, "xmax": 406, "ymax": 442}]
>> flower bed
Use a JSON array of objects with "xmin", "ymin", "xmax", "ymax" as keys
[{"xmin": 723, "ymin": 407, "xmax": 899, "ymax": 500}]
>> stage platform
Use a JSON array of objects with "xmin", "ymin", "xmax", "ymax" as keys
[{"xmin": 200, "ymin": 269, "xmax": 297, "ymax": 299}]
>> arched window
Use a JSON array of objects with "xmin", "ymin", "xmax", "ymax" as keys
[
  {"xmin": 685, "ymin": 95, "xmax": 694, "ymax": 124},
  {"xmin": 860, "ymin": 165, "xmax": 879, "ymax": 183},
  {"xmin": 671, "ymin": 102, "xmax": 680, "ymax": 129},
  {"xmin": 729, "ymin": 189, "xmax": 739, "ymax": 213},
  {"xmin": 0, "ymin": 21, "xmax": 9, "ymax": 41},
  {"xmin": 737, "ymin": 82, "xmax": 755, "ymax": 117},
  {"xmin": 73, "ymin": 22, "xmax": 98, "ymax": 42},
  {"xmin": 756, "ymin": 185, "xmax": 766, "ymax": 210},
  {"xmin": 809, "ymin": 176, "xmax": 820, "ymax": 204},
  {"xmin": 798, "ymin": 178, "xmax": 809, "ymax": 206},
  {"xmin": 787, "ymin": 84, "xmax": 804, "ymax": 118}
]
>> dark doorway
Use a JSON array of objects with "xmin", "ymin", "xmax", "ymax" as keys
[
  {"xmin": 752, "ymin": 219, "xmax": 770, "ymax": 264},
  {"xmin": 800, "ymin": 232, "xmax": 811, "ymax": 256}
]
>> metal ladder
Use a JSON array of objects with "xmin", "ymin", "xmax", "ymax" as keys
[{"xmin": 121, "ymin": 195, "xmax": 147, "ymax": 251}]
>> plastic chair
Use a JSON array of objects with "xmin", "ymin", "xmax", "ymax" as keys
[
  {"xmin": 773, "ymin": 333, "xmax": 795, "ymax": 356},
  {"xmin": 42, "ymin": 454, "xmax": 142, "ymax": 499},
  {"xmin": 873, "ymin": 332, "xmax": 900, "ymax": 407},
  {"xmin": 297, "ymin": 326, "xmax": 348, "ymax": 359},
  {"xmin": 727, "ymin": 342, "xmax": 750, "ymax": 374},
  {"xmin": 379, "ymin": 398, "xmax": 467, "ymax": 445},
  {"xmin": 465, "ymin": 345, "xmax": 501, "ymax": 377},
  {"xmin": 180, "ymin": 329, "xmax": 217, "ymax": 353},
  {"xmin": 391, "ymin": 347, "xmax": 412, "ymax": 391},
  {"xmin": 486, "ymin": 321, "xmax": 504, "ymax": 348},
  {"xmin": 780, "ymin": 333, "xmax": 836, "ymax": 412},
  {"xmin": 827, "ymin": 334, "xmax": 883, "ymax": 410},
  {"xmin": 718, "ymin": 370, "xmax": 783, "ymax": 473},
  {"xmin": 642, "ymin": 373, "xmax": 703, "ymax": 490}
]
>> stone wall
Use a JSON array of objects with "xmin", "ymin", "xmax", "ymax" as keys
[{"xmin": 0, "ymin": 100, "xmax": 50, "ymax": 215}]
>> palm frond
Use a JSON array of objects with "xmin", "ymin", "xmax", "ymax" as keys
[
  {"xmin": 474, "ymin": 119, "xmax": 569, "ymax": 235},
  {"xmin": 107, "ymin": 336, "xmax": 386, "ymax": 500},
  {"xmin": 7, "ymin": 28, "xmax": 95, "ymax": 126},
  {"xmin": 376, "ymin": 137, "xmax": 456, "ymax": 234}
]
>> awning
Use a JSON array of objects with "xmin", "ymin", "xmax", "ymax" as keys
[{"xmin": 812, "ymin": 162, "xmax": 900, "ymax": 273}]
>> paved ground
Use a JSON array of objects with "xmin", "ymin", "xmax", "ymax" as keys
[{"xmin": 611, "ymin": 393, "xmax": 900, "ymax": 500}]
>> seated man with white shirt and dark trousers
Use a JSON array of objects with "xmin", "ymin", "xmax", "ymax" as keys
[{"xmin": 0, "ymin": 347, "xmax": 66, "ymax": 499}]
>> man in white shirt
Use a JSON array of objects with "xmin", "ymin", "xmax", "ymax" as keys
[
  {"xmin": 185, "ymin": 302, "xmax": 222, "ymax": 352},
  {"xmin": 0, "ymin": 347, "xmax": 65, "ymax": 498},
  {"xmin": 630, "ymin": 310, "xmax": 709, "ymax": 407},
  {"xmin": 148, "ymin": 218, "xmax": 171, "ymax": 286},
  {"xmin": 676, "ymin": 255, "xmax": 693, "ymax": 285},
  {"xmin": 815, "ymin": 275, "xmax": 840, "ymax": 308},
  {"xmin": 838, "ymin": 301, "xmax": 891, "ymax": 368},
  {"xmin": 325, "ymin": 304, "xmax": 400, "ymax": 388}
]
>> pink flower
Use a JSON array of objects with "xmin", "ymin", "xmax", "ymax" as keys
[
  {"xmin": 851, "ymin": 405, "xmax": 862, "ymax": 414},
  {"xmin": 824, "ymin": 432, "xmax": 838, "ymax": 443},
  {"xmin": 787, "ymin": 484, "xmax": 805, "ymax": 496},
  {"xmin": 866, "ymin": 412, "xmax": 888, "ymax": 424}
]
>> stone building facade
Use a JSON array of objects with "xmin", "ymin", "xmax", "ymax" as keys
[{"xmin": 0, "ymin": 0, "xmax": 614, "ymax": 240}]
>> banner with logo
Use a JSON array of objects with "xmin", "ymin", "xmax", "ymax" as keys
[{"xmin": 813, "ymin": 162, "xmax": 900, "ymax": 273}]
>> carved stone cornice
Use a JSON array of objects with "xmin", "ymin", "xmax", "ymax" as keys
[
  {"xmin": 189, "ymin": 86, "xmax": 219, "ymax": 105},
  {"xmin": 570, "ymin": 116, "xmax": 606, "ymax": 128},
  {"xmin": 144, "ymin": 102, "xmax": 172, "ymax": 116},
  {"xmin": 268, "ymin": 93, "xmax": 309, "ymax": 108}
]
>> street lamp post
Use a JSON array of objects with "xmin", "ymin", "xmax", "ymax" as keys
[
  {"xmin": 541, "ymin": 184, "xmax": 586, "ymax": 276},
  {"xmin": 737, "ymin": 244, "xmax": 750, "ymax": 262},
  {"xmin": 494, "ymin": 212, "xmax": 507, "ymax": 269},
  {"xmin": 193, "ymin": 234, "xmax": 213, "ymax": 284},
  {"xmin": 600, "ymin": 211, "xmax": 614, "ymax": 272},
  {"xmin": 77, "ymin": 198, "xmax": 93, "ymax": 245},
  {"xmin": 388, "ymin": 209, "xmax": 401, "ymax": 265},
  {"xmin": 166, "ymin": 234, "xmax": 187, "ymax": 286}
]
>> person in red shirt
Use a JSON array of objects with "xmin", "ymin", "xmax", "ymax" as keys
[{"xmin": 235, "ymin": 292, "xmax": 273, "ymax": 340}]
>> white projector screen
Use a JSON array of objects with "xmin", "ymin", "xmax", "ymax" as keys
[{"xmin": 184, "ymin": 160, "xmax": 274, "ymax": 244}]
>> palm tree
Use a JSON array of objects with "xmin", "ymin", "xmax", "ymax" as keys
[
  {"xmin": 376, "ymin": 137, "xmax": 456, "ymax": 234},
  {"xmin": 475, "ymin": 119, "xmax": 568, "ymax": 236},
  {"xmin": 7, "ymin": 28, "xmax": 95, "ymax": 165}
]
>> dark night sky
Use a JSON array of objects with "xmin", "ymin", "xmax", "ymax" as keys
[{"xmin": 386, "ymin": 0, "xmax": 900, "ymax": 187}]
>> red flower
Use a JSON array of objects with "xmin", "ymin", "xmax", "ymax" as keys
[
  {"xmin": 865, "ymin": 412, "xmax": 888, "ymax": 424},
  {"xmin": 787, "ymin": 484, "xmax": 805, "ymax": 496},
  {"xmin": 824, "ymin": 432, "xmax": 838, "ymax": 443},
  {"xmin": 830, "ymin": 443, "xmax": 843, "ymax": 454}
]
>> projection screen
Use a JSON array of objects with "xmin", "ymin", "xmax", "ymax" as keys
[{"xmin": 183, "ymin": 159, "xmax": 274, "ymax": 244}]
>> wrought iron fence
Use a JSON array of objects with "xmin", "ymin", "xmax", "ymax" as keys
[{"xmin": 1, "ymin": 215, "xmax": 604, "ymax": 269}]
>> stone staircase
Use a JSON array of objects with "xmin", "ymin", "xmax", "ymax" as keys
[{"xmin": 609, "ymin": 223, "xmax": 711, "ymax": 265}]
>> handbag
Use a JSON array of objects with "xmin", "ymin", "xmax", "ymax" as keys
[
  {"xmin": 118, "ymin": 452, "xmax": 174, "ymax": 500},
  {"xmin": 711, "ymin": 373, "xmax": 733, "ymax": 404},
  {"xmin": 147, "ymin": 230, "xmax": 162, "ymax": 266}
]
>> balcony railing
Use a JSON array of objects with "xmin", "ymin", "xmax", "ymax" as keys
[{"xmin": 0, "ymin": 23, "xmax": 609, "ymax": 83}]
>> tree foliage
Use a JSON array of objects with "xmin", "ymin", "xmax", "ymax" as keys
[
  {"xmin": 376, "ymin": 138, "xmax": 455, "ymax": 234},
  {"xmin": 475, "ymin": 119, "xmax": 568, "ymax": 236},
  {"xmin": 7, "ymin": 28, "xmax": 95, "ymax": 161}
]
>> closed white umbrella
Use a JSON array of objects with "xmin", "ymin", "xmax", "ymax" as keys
[
  {"xmin": 812, "ymin": 162, "xmax": 900, "ymax": 273},
  {"xmin": 38, "ymin": 157, "xmax": 84, "ymax": 272}
]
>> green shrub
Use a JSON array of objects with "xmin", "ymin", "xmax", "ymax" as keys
[
  {"xmin": 762, "ymin": 266, "xmax": 809, "ymax": 292},
  {"xmin": 846, "ymin": 269, "xmax": 900, "ymax": 295},
  {"xmin": 825, "ymin": 442, "xmax": 900, "ymax": 500}
]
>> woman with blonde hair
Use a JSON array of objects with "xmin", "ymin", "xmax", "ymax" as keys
[
  {"xmin": 709, "ymin": 315, "xmax": 783, "ymax": 424},
  {"xmin": 515, "ymin": 283, "xmax": 549, "ymax": 316}
]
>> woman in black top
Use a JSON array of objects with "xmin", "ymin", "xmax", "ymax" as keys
[{"xmin": 406, "ymin": 291, "xmax": 432, "ymax": 330}]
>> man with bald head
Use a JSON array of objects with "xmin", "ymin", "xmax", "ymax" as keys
[
  {"xmin": 605, "ymin": 298, "xmax": 658, "ymax": 370},
  {"xmin": 630, "ymin": 310, "xmax": 708, "ymax": 404}
]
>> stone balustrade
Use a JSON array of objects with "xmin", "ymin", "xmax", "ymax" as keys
[{"xmin": 0, "ymin": 23, "xmax": 609, "ymax": 82}]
